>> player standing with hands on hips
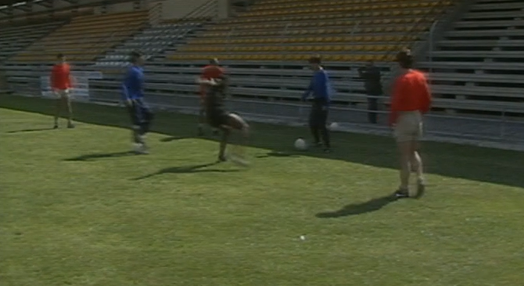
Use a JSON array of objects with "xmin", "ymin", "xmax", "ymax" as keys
[
  {"xmin": 122, "ymin": 51, "xmax": 154, "ymax": 154},
  {"xmin": 302, "ymin": 55, "xmax": 333, "ymax": 153},
  {"xmin": 51, "ymin": 53, "xmax": 75, "ymax": 129},
  {"xmin": 389, "ymin": 48, "xmax": 432, "ymax": 199}
]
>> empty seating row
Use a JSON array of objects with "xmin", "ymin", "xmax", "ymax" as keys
[
  {"xmin": 190, "ymin": 35, "xmax": 419, "ymax": 45},
  {"xmin": 168, "ymin": 54, "xmax": 396, "ymax": 62},
  {"xmin": 209, "ymin": 16, "xmax": 431, "ymax": 31},
  {"xmin": 211, "ymin": 8, "xmax": 447, "ymax": 29},
  {"xmin": 251, "ymin": 0, "xmax": 437, "ymax": 12},
  {"xmin": 202, "ymin": 26, "xmax": 427, "ymax": 38},
  {"xmin": 178, "ymin": 44, "xmax": 398, "ymax": 52},
  {"xmin": 232, "ymin": 1, "xmax": 450, "ymax": 19}
]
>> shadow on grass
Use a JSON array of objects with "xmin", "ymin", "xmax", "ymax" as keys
[
  {"xmin": 317, "ymin": 188, "xmax": 426, "ymax": 217},
  {"xmin": 316, "ymin": 194, "xmax": 398, "ymax": 217},
  {"xmin": 65, "ymin": 151, "xmax": 135, "ymax": 161},
  {"xmin": 132, "ymin": 162, "xmax": 239, "ymax": 180},
  {"xmin": 3, "ymin": 95, "xmax": 524, "ymax": 189},
  {"xmin": 7, "ymin": 127, "xmax": 56, "ymax": 133},
  {"xmin": 256, "ymin": 151, "xmax": 300, "ymax": 159},
  {"xmin": 159, "ymin": 136, "xmax": 186, "ymax": 142}
]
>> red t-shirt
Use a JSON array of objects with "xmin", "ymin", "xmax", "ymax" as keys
[
  {"xmin": 389, "ymin": 70, "xmax": 432, "ymax": 125},
  {"xmin": 199, "ymin": 65, "xmax": 225, "ymax": 96},
  {"xmin": 51, "ymin": 63, "xmax": 71, "ymax": 90}
]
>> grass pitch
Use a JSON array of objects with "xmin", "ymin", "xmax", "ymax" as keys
[{"xmin": 1, "ymin": 95, "xmax": 523, "ymax": 286}]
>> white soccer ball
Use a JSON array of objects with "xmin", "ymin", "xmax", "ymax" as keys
[
  {"xmin": 294, "ymin": 138, "xmax": 308, "ymax": 150},
  {"xmin": 329, "ymin": 122, "xmax": 339, "ymax": 131}
]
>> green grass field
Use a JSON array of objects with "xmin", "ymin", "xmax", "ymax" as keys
[{"xmin": 1, "ymin": 95, "xmax": 524, "ymax": 286}]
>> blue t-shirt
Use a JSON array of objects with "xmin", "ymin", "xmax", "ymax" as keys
[
  {"xmin": 121, "ymin": 65, "xmax": 144, "ymax": 100},
  {"xmin": 302, "ymin": 69, "xmax": 332, "ymax": 105}
]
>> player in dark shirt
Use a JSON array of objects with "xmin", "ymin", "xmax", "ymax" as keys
[{"xmin": 199, "ymin": 75, "xmax": 249, "ymax": 164}]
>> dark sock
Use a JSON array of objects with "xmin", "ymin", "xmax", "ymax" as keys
[{"xmin": 319, "ymin": 126, "xmax": 330, "ymax": 148}]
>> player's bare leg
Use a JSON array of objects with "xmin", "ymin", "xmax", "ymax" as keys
[
  {"xmin": 198, "ymin": 103, "xmax": 206, "ymax": 136},
  {"xmin": 65, "ymin": 94, "xmax": 74, "ymax": 128},
  {"xmin": 53, "ymin": 96, "xmax": 61, "ymax": 128},
  {"xmin": 217, "ymin": 126, "xmax": 230, "ymax": 162},
  {"xmin": 225, "ymin": 113, "xmax": 250, "ymax": 164}
]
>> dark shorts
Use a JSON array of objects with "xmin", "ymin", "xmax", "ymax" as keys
[
  {"xmin": 309, "ymin": 103, "xmax": 329, "ymax": 128},
  {"xmin": 207, "ymin": 110, "xmax": 230, "ymax": 128},
  {"xmin": 128, "ymin": 98, "xmax": 153, "ymax": 126}
]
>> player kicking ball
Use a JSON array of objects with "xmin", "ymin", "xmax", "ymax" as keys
[{"xmin": 198, "ymin": 75, "xmax": 249, "ymax": 165}]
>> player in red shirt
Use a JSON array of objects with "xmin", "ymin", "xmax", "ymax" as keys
[
  {"xmin": 198, "ymin": 58, "xmax": 223, "ymax": 136},
  {"xmin": 389, "ymin": 48, "xmax": 432, "ymax": 199},
  {"xmin": 51, "ymin": 53, "xmax": 75, "ymax": 129}
]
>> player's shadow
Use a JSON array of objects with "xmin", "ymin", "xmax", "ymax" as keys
[
  {"xmin": 159, "ymin": 136, "xmax": 186, "ymax": 142},
  {"xmin": 64, "ymin": 151, "xmax": 135, "ymax": 161},
  {"xmin": 256, "ymin": 151, "xmax": 299, "ymax": 159},
  {"xmin": 7, "ymin": 127, "xmax": 55, "ymax": 133},
  {"xmin": 132, "ymin": 162, "xmax": 239, "ymax": 180},
  {"xmin": 315, "ymin": 194, "xmax": 398, "ymax": 218}
]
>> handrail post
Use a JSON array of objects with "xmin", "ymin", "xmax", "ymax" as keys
[
  {"xmin": 350, "ymin": 21, "xmax": 360, "ymax": 36},
  {"xmin": 428, "ymin": 20, "xmax": 438, "ymax": 75},
  {"xmin": 280, "ymin": 22, "xmax": 290, "ymax": 70}
]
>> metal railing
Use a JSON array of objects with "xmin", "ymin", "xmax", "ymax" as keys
[{"xmin": 148, "ymin": 2, "xmax": 163, "ymax": 26}]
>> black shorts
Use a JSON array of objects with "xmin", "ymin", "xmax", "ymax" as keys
[
  {"xmin": 309, "ymin": 103, "xmax": 329, "ymax": 128},
  {"xmin": 207, "ymin": 110, "xmax": 230, "ymax": 128}
]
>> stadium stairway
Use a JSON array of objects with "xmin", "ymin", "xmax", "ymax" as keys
[
  {"xmin": 0, "ymin": 20, "xmax": 65, "ymax": 63},
  {"xmin": 417, "ymin": 0, "xmax": 524, "ymax": 118}
]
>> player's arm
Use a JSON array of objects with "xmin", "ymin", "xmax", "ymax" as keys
[
  {"xmin": 301, "ymin": 78, "xmax": 314, "ymax": 101},
  {"xmin": 389, "ymin": 77, "xmax": 405, "ymax": 126},
  {"xmin": 420, "ymin": 75, "xmax": 432, "ymax": 114},
  {"xmin": 50, "ymin": 66, "xmax": 56, "ymax": 92},
  {"xmin": 121, "ymin": 69, "xmax": 134, "ymax": 106}
]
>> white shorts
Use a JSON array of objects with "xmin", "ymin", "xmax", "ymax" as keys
[
  {"xmin": 54, "ymin": 89, "xmax": 70, "ymax": 99},
  {"xmin": 394, "ymin": 111, "xmax": 423, "ymax": 142}
]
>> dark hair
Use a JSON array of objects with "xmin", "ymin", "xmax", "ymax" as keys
[
  {"xmin": 209, "ymin": 58, "xmax": 219, "ymax": 65},
  {"xmin": 396, "ymin": 48, "xmax": 413, "ymax": 69},
  {"xmin": 57, "ymin": 53, "xmax": 65, "ymax": 59},
  {"xmin": 129, "ymin": 51, "xmax": 143, "ymax": 63},
  {"xmin": 308, "ymin": 55, "xmax": 322, "ymax": 65}
]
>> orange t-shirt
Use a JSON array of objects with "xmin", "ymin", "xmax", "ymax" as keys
[
  {"xmin": 199, "ymin": 65, "xmax": 225, "ymax": 96},
  {"xmin": 51, "ymin": 63, "xmax": 71, "ymax": 90},
  {"xmin": 389, "ymin": 69, "xmax": 432, "ymax": 125}
]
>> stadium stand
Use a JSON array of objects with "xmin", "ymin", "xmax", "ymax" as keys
[
  {"xmin": 12, "ymin": 11, "xmax": 149, "ymax": 63},
  {"xmin": 0, "ymin": 21, "xmax": 64, "ymax": 62},
  {"xmin": 417, "ymin": 0, "xmax": 524, "ymax": 117},
  {"xmin": 90, "ymin": 0, "xmax": 458, "ymax": 111},
  {"xmin": 169, "ymin": 0, "xmax": 454, "ymax": 62}
]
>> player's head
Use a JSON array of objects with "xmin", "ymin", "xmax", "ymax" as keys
[
  {"xmin": 396, "ymin": 48, "xmax": 413, "ymax": 69},
  {"xmin": 129, "ymin": 51, "xmax": 144, "ymax": 66},
  {"xmin": 57, "ymin": 53, "xmax": 66, "ymax": 62},
  {"xmin": 308, "ymin": 55, "xmax": 322, "ymax": 70}
]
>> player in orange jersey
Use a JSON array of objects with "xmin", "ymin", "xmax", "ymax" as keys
[
  {"xmin": 198, "ymin": 58, "xmax": 223, "ymax": 136},
  {"xmin": 389, "ymin": 48, "xmax": 432, "ymax": 199},
  {"xmin": 51, "ymin": 53, "xmax": 75, "ymax": 129}
]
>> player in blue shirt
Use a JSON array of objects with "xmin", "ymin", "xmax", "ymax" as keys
[
  {"xmin": 122, "ymin": 51, "xmax": 154, "ymax": 154},
  {"xmin": 302, "ymin": 55, "xmax": 332, "ymax": 152}
]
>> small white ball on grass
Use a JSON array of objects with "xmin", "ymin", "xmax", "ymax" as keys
[
  {"xmin": 329, "ymin": 122, "xmax": 339, "ymax": 131},
  {"xmin": 294, "ymin": 138, "xmax": 307, "ymax": 151}
]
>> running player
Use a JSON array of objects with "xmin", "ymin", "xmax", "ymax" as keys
[
  {"xmin": 389, "ymin": 48, "xmax": 432, "ymax": 199},
  {"xmin": 198, "ymin": 58, "xmax": 223, "ymax": 136},
  {"xmin": 199, "ymin": 75, "xmax": 249, "ymax": 163},
  {"xmin": 51, "ymin": 53, "xmax": 74, "ymax": 129},
  {"xmin": 122, "ymin": 51, "xmax": 154, "ymax": 154}
]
